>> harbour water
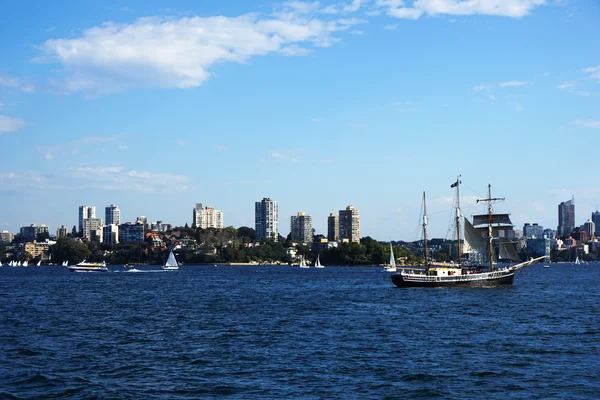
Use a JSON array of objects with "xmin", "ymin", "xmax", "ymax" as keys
[{"xmin": 1, "ymin": 263, "xmax": 598, "ymax": 399}]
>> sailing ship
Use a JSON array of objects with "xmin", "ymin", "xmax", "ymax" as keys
[
  {"xmin": 392, "ymin": 179, "xmax": 544, "ymax": 288},
  {"xmin": 68, "ymin": 260, "xmax": 108, "ymax": 272},
  {"xmin": 383, "ymin": 242, "xmax": 397, "ymax": 272},
  {"xmin": 163, "ymin": 249, "xmax": 179, "ymax": 270},
  {"xmin": 314, "ymin": 255, "xmax": 324, "ymax": 268}
]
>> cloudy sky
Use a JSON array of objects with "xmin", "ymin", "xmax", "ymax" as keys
[{"xmin": 1, "ymin": 0, "xmax": 599, "ymax": 240}]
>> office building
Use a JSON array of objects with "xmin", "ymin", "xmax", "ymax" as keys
[
  {"xmin": 193, "ymin": 203, "xmax": 224, "ymax": 229},
  {"xmin": 0, "ymin": 231, "xmax": 14, "ymax": 243},
  {"xmin": 339, "ymin": 205, "xmax": 360, "ymax": 243},
  {"xmin": 290, "ymin": 212, "xmax": 313, "ymax": 243},
  {"xmin": 557, "ymin": 198, "xmax": 575, "ymax": 237},
  {"xmin": 79, "ymin": 205, "xmax": 96, "ymax": 235},
  {"xmin": 583, "ymin": 220, "xmax": 595, "ymax": 240},
  {"xmin": 255, "ymin": 197, "xmax": 278, "ymax": 242},
  {"xmin": 327, "ymin": 213, "xmax": 339, "ymax": 242},
  {"xmin": 105, "ymin": 204, "xmax": 120, "ymax": 226},
  {"xmin": 19, "ymin": 224, "xmax": 42, "ymax": 241},
  {"xmin": 523, "ymin": 223, "xmax": 544, "ymax": 239},
  {"xmin": 543, "ymin": 229, "xmax": 556, "ymax": 240}
]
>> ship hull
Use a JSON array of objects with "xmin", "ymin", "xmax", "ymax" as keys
[{"xmin": 391, "ymin": 270, "xmax": 515, "ymax": 288}]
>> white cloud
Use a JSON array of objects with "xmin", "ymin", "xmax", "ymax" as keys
[
  {"xmin": 379, "ymin": 0, "xmax": 546, "ymax": 19},
  {"xmin": 384, "ymin": 23, "xmax": 399, "ymax": 29},
  {"xmin": 311, "ymin": 117, "xmax": 324, "ymax": 122},
  {"xmin": 36, "ymin": 135, "xmax": 123, "ymax": 159},
  {"xmin": 343, "ymin": 0, "xmax": 365, "ymax": 12},
  {"xmin": 176, "ymin": 138, "xmax": 186, "ymax": 146},
  {"xmin": 498, "ymin": 80, "xmax": 532, "ymax": 87},
  {"xmin": 0, "ymin": 75, "xmax": 35, "ymax": 93},
  {"xmin": 37, "ymin": 9, "xmax": 352, "ymax": 95},
  {"xmin": 0, "ymin": 115, "xmax": 27, "ymax": 134},
  {"xmin": 583, "ymin": 65, "xmax": 600, "ymax": 83},
  {"xmin": 320, "ymin": 5, "xmax": 339, "ymax": 14},
  {"xmin": 488, "ymin": 94, "xmax": 496, "ymax": 101},
  {"xmin": 473, "ymin": 83, "xmax": 494, "ymax": 91},
  {"xmin": 515, "ymin": 103, "xmax": 524, "ymax": 111},
  {"xmin": 556, "ymin": 81, "xmax": 575, "ymax": 89},
  {"xmin": 214, "ymin": 144, "xmax": 227, "ymax": 150},
  {"xmin": 572, "ymin": 120, "xmax": 600, "ymax": 128}
]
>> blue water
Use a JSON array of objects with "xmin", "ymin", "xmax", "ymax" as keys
[{"xmin": 1, "ymin": 263, "xmax": 598, "ymax": 399}]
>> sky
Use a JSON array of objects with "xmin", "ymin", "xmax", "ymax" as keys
[{"xmin": 1, "ymin": 0, "xmax": 599, "ymax": 241}]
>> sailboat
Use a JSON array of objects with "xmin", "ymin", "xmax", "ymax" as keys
[
  {"xmin": 62, "ymin": 261, "xmax": 68, "ymax": 267},
  {"xmin": 383, "ymin": 243, "xmax": 397, "ymax": 272},
  {"xmin": 299, "ymin": 255, "xmax": 309, "ymax": 268},
  {"xmin": 36, "ymin": 260, "xmax": 41, "ymax": 266},
  {"xmin": 314, "ymin": 254, "xmax": 324, "ymax": 268},
  {"xmin": 392, "ymin": 180, "xmax": 544, "ymax": 288},
  {"xmin": 575, "ymin": 256, "xmax": 581, "ymax": 265},
  {"xmin": 22, "ymin": 260, "xmax": 28, "ymax": 267},
  {"xmin": 163, "ymin": 249, "xmax": 179, "ymax": 270}
]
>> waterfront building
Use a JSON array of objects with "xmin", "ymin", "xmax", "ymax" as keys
[
  {"xmin": 105, "ymin": 204, "xmax": 120, "ymax": 226},
  {"xmin": 103, "ymin": 224, "xmax": 119, "ymax": 245},
  {"xmin": 56, "ymin": 225, "xmax": 68, "ymax": 239},
  {"xmin": 583, "ymin": 220, "xmax": 595, "ymax": 240},
  {"xmin": 79, "ymin": 205, "xmax": 96, "ymax": 235},
  {"xmin": 0, "ymin": 230, "xmax": 14, "ymax": 243},
  {"xmin": 557, "ymin": 198, "xmax": 575, "ymax": 237},
  {"xmin": 339, "ymin": 205, "xmax": 360, "ymax": 243},
  {"xmin": 592, "ymin": 211, "xmax": 600, "ymax": 236},
  {"xmin": 83, "ymin": 218, "xmax": 103, "ymax": 240},
  {"xmin": 24, "ymin": 240, "xmax": 53, "ymax": 260},
  {"xmin": 526, "ymin": 238, "xmax": 551, "ymax": 259},
  {"xmin": 119, "ymin": 223, "xmax": 145, "ymax": 244},
  {"xmin": 523, "ymin": 223, "xmax": 544, "ymax": 238},
  {"xmin": 193, "ymin": 203, "xmax": 224, "ymax": 229},
  {"xmin": 255, "ymin": 197, "xmax": 278, "ymax": 242},
  {"xmin": 290, "ymin": 212, "xmax": 313, "ymax": 243},
  {"xmin": 327, "ymin": 213, "xmax": 339, "ymax": 242}
]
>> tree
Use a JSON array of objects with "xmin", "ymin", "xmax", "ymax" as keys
[
  {"xmin": 36, "ymin": 232, "xmax": 50, "ymax": 242},
  {"xmin": 49, "ymin": 237, "xmax": 92, "ymax": 264},
  {"xmin": 237, "ymin": 226, "xmax": 256, "ymax": 242}
]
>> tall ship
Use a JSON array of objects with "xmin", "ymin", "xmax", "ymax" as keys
[
  {"xmin": 392, "ymin": 178, "xmax": 544, "ymax": 288},
  {"xmin": 68, "ymin": 260, "xmax": 109, "ymax": 273}
]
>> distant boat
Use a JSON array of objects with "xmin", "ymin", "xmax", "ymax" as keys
[
  {"xmin": 575, "ymin": 257, "xmax": 581, "ymax": 265},
  {"xmin": 36, "ymin": 260, "xmax": 41, "ymax": 266},
  {"xmin": 299, "ymin": 255, "xmax": 309, "ymax": 268},
  {"xmin": 383, "ymin": 242, "xmax": 397, "ymax": 272},
  {"xmin": 163, "ymin": 249, "xmax": 179, "ymax": 270},
  {"xmin": 62, "ymin": 261, "xmax": 68, "ymax": 267},
  {"xmin": 68, "ymin": 260, "xmax": 108, "ymax": 272},
  {"xmin": 543, "ymin": 265, "xmax": 550, "ymax": 268},
  {"xmin": 314, "ymin": 255, "xmax": 324, "ymax": 268},
  {"xmin": 22, "ymin": 260, "xmax": 28, "ymax": 267}
]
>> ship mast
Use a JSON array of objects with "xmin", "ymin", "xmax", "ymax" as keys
[
  {"xmin": 423, "ymin": 190, "xmax": 429, "ymax": 273},
  {"xmin": 477, "ymin": 183, "xmax": 504, "ymax": 271},
  {"xmin": 454, "ymin": 175, "xmax": 462, "ymax": 266}
]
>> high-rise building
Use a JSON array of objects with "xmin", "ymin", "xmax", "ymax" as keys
[
  {"xmin": 592, "ymin": 211, "xmax": 600, "ymax": 236},
  {"xmin": 56, "ymin": 225, "xmax": 68, "ymax": 239},
  {"xmin": 583, "ymin": 220, "xmax": 595, "ymax": 240},
  {"xmin": 193, "ymin": 203, "xmax": 224, "ymax": 229},
  {"xmin": 290, "ymin": 212, "xmax": 313, "ymax": 243},
  {"xmin": 339, "ymin": 205, "xmax": 360, "ymax": 243},
  {"xmin": 543, "ymin": 229, "xmax": 556, "ymax": 240},
  {"xmin": 136, "ymin": 216, "xmax": 147, "ymax": 224},
  {"xmin": 255, "ymin": 197, "xmax": 278, "ymax": 242},
  {"xmin": 557, "ymin": 198, "xmax": 575, "ymax": 237},
  {"xmin": 79, "ymin": 205, "xmax": 96, "ymax": 235},
  {"xmin": 327, "ymin": 213, "xmax": 339, "ymax": 242},
  {"xmin": 102, "ymin": 224, "xmax": 119, "ymax": 245},
  {"xmin": 83, "ymin": 218, "xmax": 102, "ymax": 240},
  {"xmin": 19, "ymin": 224, "xmax": 40, "ymax": 241},
  {"xmin": 523, "ymin": 223, "xmax": 544, "ymax": 239},
  {"xmin": 105, "ymin": 204, "xmax": 120, "ymax": 226}
]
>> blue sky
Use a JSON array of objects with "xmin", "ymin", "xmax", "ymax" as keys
[{"xmin": 1, "ymin": 0, "xmax": 599, "ymax": 241}]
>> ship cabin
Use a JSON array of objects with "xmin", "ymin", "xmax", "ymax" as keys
[{"xmin": 427, "ymin": 267, "xmax": 467, "ymax": 277}]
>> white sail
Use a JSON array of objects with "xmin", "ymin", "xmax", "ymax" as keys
[
  {"xmin": 164, "ymin": 249, "xmax": 179, "ymax": 270},
  {"xmin": 463, "ymin": 218, "xmax": 488, "ymax": 265},
  {"xmin": 299, "ymin": 255, "xmax": 309, "ymax": 268},
  {"xmin": 575, "ymin": 257, "xmax": 580, "ymax": 265},
  {"xmin": 384, "ymin": 243, "xmax": 397, "ymax": 272},
  {"xmin": 36, "ymin": 260, "xmax": 41, "ymax": 266},
  {"xmin": 498, "ymin": 238, "xmax": 521, "ymax": 263},
  {"xmin": 314, "ymin": 255, "xmax": 324, "ymax": 268}
]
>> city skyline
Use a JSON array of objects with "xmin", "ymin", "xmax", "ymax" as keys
[{"xmin": 1, "ymin": 0, "xmax": 599, "ymax": 240}]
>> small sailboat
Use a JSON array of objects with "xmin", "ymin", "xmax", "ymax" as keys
[
  {"xmin": 62, "ymin": 261, "xmax": 68, "ymax": 267},
  {"xmin": 163, "ymin": 249, "xmax": 179, "ymax": 270},
  {"xmin": 314, "ymin": 255, "xmax": 324, "ymax": 268},
  {"xmin": 384, "ymin": 242, "xmax": 397, "ymax": 272},
  {"xmin": 36, "ymin": 260, "xmax": 41, "ymax": 266},
  {"xmin": 22, "ymin": 260, "xmax": 28, "ymax": 267},
  {"xmin": 575, "ymin": 256, "xmax": 581, "ymax": 265},
  {"xmin": 299, "ymin": 255, "xmax": 309, "ymax": 268}
]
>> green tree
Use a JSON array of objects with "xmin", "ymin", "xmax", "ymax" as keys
[{"xmin": 50, "ymin": 237, "xmax": 92, "ymax": 265}]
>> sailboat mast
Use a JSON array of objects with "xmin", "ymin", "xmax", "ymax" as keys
[
  {"xmin": 455, "ymin": 175, "xmax": 462, "ymax": 266},
  {"xmin": 423, "ymin": 190, "xmax": 429, "ymax": 273},
  {"xmin": 476, "ymin": 183, "xmax": 504, "ymax": 272}
]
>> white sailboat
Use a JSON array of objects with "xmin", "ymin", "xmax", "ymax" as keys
[
  {"xmin": 575, "ymin": 256, "xmax": 581, "ymax": 265},
  {"xmin": 164, "ymin": 249, "xmax": 179, "ymax": 270},
  {"xmin": 314, "ymin": 255, "xmax": 324, "ymax": 268},
  {"xmin": 384, "ymin": 243, "xmax": 397, "ymax": 272},
  {"xmin": 22, "ymin": 260, "xmax": 28, "ymax": 267},
  {"xmin": 36, "ymin": 260, "xmax": 41, "ymax": 266},
  {"xmin": 299, "ymin": 255, "xmax": 309, "ymax": 268},
  {"xmin": 62, "ymin": 261, "xmax": 68, "ymax": 266}
]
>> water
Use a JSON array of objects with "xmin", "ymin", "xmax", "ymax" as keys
[{"xmin": 1, "ymin": 263, "xmax": 598, "ymax": 399}]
